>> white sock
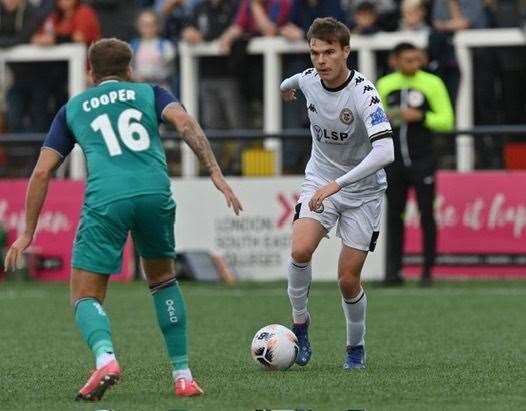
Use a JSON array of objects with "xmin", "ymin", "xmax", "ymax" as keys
[
  {"xmin": 341, "ymin": 288, "xmax": 367, "ymax": 347},
  {"xmin": 287, "ymin": 259, "xmax": 312, "ymax": 324},
  {"xmin": 96, "ymin": 352, "xmax": 116, "ymax": 369},
  {"xmin": 173, "ymin": 368, "xmax": 192, "ymax": 381}
]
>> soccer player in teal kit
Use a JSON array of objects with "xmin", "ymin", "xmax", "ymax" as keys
[{"xmin": 4, "ymin": 38, "xmax": 243, "ymax": 401}]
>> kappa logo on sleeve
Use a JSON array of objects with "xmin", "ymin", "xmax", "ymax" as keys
[
  {"xmin": 369, "ymin": 96, "xmax": 380, "ymax": 106},
  {"xmin": 369, "ymin": 106, "xmax": 389, "ymax": 126}
]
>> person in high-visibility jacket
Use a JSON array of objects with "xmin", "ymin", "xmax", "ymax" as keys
[{"xmin": 377, "ymin": 42, "xmax": 454, "ymax": 286}]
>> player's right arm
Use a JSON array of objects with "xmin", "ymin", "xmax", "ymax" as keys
[
  {"xmin": 162, "ymin": 104, "xmax": 243, "ymax": 215},
  {"xmin": 280, "ymin": 73, "xmax": 301, "ymax": 102},
  {"xmin": 4, "ymin": 107, "xmax": 73, "ymax": 271}
]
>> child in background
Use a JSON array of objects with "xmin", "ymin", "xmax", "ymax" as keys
[
  {"xmin": 351, "ymin": 2, "xmax": 381, "ymax": 34},
  {"xmin": 130, "ymin": 10, "xmax": 175, "ymax": 91},
  {"xmin": 399, "ymin": 0, "xmax": 430, "ymax": 33}
]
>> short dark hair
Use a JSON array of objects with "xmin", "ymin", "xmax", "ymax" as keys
[
  {"xmin": 307, "ymin": 17, "xmax": 350, "ymax": 49},
  {"xmin": 356, "ymin": 1, "xmax": 377, "ymax": 14},
  {"xmin": 88, "ymin": 38, "xmax": 133, "ymax": 79},
  {"xmin": 392, "ymin": 42, "xmax": 418, "ymax": 56}
]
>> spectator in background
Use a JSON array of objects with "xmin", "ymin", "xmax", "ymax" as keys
[
  {"xmin": 32, "ymin": 0, "xmax": 101, "ymax": 120},
  {"xmin": 344, "ymin": 0, "xmax": 398, "ymax": 31},
  {"xmin": 130, "ymin": 10, "xmax": 175, "ymax": 90},
  {"xmin": 153, "ymin": 0, "xmax": 202, "ymax": 97},
  {"xmin": 432, "ymin": 0, "xmax": 498, "ymax": 167},
  {"xmin": 218, "ymin": 0, "xmax": 290, "ymax": 128},
  {"xmin": 182, "ymin": 0, "xmax": 244, "ymax": 173},
  {"xmin": 399, "ymin": 0, "xmax": 430, "ymax": 33},
  {"xmin": 485, "ymin": 0, "xmax": 526, "ymax": 125},
  {"xmin": 182, "ymin": 0, "xmax": 242, "ymax": 129},
  {"xmin": 350, "ymin": 2, "xmax": 381, "ymax": 34},
  {"xmin": 280, "ymin": 0, "xmax": 345, "ymax": 42},
  {"xmin": 1, "ymin": 0, "xmax": 50, "ymax": 131},
  {"xmin": 137, "ymin": 0, "xmax": 155, "ymax": 6},
  {"xmin": 377, "ymin": 42, "xmax": 454, "ymax": 287},
  {"xmin": 522, "ymin": 0, "xmax": 526, "ymax": 28},
  {"xmin": 33, "ymin": 0, "xmax": 101, "ymax": 45},
  {"xmin": 218, "ymin": 0, "xmax": 290, "ymax": 52},
  {"xmin": 156, "ymin": 0, "xmax": 202, "ymax": 40},
  {"xmin": 430, "ymin": 0, "xmax": 488, "ymax": 106},
  {"xmin": 85, "ymin": 0, "xmax": 140, "ymax": 42}
]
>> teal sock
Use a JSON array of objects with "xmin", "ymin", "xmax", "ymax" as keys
[
  {"xmin": 74, "ymin": 298, "xmax": 114, "ymax": 362},
  {"xmin": 150, "ymin": 278, "xmax": 188, "ymax": 372}
]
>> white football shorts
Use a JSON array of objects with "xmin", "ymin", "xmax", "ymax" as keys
[{"xmin": 294, "ymin": 181, "xmax": 384, "ymax": 251}]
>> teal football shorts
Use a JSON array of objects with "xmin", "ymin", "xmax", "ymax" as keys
[{"xmin": 72, "ymin": 193, "xmax": 176, "ymax": 274}]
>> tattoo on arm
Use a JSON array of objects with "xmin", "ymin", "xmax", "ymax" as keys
[{"xmin": 179, "ymin": 117, "xmax": 221, "ymax": 175}]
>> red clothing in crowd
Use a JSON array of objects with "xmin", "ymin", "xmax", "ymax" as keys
[
  {"xmin": 43, "ymin": 3, "xmax": 101, "ymax": 44},
  {"xmin": 235, "ymin": 0, "xmax": 290, "ymax": 34}
]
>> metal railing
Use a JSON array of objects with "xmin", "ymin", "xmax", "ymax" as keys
[{"xmin": 0, "ymin": 125, "xmax": 524, "ymax": 178}]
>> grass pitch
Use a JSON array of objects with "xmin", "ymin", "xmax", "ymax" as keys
[{"xmin": 0, "ymin": 279, "xmax": 525, "ymax": 411}]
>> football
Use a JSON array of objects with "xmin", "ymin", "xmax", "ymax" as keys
[{"xmin": 250, "ymin": 324, "xmax": 298, "ymax": 370}]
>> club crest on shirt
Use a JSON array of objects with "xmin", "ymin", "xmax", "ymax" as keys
[
  {"xmin": 408, "ymin": 90, "xmax": 425, "ymax": 107},
  {"xmin": 339, "ymin": 108, "xmax": 354, "ymax": 125}
]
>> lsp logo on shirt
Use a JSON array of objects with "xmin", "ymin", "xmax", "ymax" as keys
[{"xmin": 313, "ymin": 124, "xmax": 349, "ymax": 143}]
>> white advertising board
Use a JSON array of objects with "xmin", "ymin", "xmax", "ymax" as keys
[{"xmin": 172, "ymin": 177, "xmax": 385, "ymax": 281}]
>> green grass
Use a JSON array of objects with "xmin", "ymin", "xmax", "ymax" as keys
[{"xmin": 0, "ymin": 280, "xmax": 525, "ymax": 411}]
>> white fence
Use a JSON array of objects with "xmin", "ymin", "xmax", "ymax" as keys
[
  {"xmin": 0, "ymin": 43, "xmax": 87, "ymax": 179},
  {"xmin": 1, "ymin": 29, "xmax": 525, "ymax": 178}
]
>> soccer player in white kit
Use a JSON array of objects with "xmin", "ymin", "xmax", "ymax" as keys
[{"xmin": 280, "ymin": 17, "xmax": 394, "ymax": 369}]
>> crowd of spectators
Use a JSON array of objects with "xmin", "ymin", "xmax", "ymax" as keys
[{"xmin": 0, "ymin": 0, "xmax": 525, "ymax": 168}]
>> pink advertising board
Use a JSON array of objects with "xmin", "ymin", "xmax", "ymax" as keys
[
  {"xmin": 404, "ymin": 171, "xmax": 526, "ymax": 277},
  {"xmin": 0, "ymin": 180, "xmax": 133, "ymax": 281}
]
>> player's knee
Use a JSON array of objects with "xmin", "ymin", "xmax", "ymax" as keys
[
  {"xmin": 338, "ymin": 274, "xmax": 361, "ymax": 297},
  {"xmin": 70, "ymin": 290, "xmax": 105, "ymax": 306},
  {"xmin": 291, "ymin": 247, "xmax": 313, "ymax": 264},
  {"xmin": 146, "ymin": 271, "xmax": 175, "ymax": 287}
]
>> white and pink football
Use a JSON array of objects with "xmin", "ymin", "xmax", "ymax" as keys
[{"xmin": 250, "ymin": 324, "xmax": 298, "ymax": 371}]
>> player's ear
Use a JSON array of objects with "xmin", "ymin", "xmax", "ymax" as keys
[
  {"xmin": 88, "ymin": 68, "xmax": 97, "ymax": 85},
  {"xmin": 126, "ymin": 66, "xmax": 133, "ymax": 81},
  {"xmin": 343, "ymin": 45, "xmax": 351, "ymax": 59}
]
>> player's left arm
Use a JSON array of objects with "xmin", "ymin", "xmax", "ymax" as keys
[
  {"xmin": 154, "ymin": 85, "xmax": 242, "ymax": 214},
  {"xmin": 309, "ymin": 84, "xmax": 395, "ymax": 211},
  {"xmin": 309, "ymin": 139, "xmax": 394, "ymax": 211},
  {"xmin": 4, "ymin": 107, "xmax": 73, "ymax": 270}
]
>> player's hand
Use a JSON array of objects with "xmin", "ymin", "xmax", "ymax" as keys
[
  {"xmin": 309, "ymin": 181, "xmax": 341, "ymax": 212},
  {"xmin": 400, "ymin": 108, "xmax": 424, "ymax": 123},
  {"xmin": 218, "ymin": 35, "xmax": 232, "ymax": 54},
  {"xmin": 281, "ymin": 89, "xmax": 297, "ymax": 102},
  {"xmin": 32, "ymin": 33, "xmax": 55, "ymax": 46},
  {"xmin": 280, "ymin": 24, "xmax": 305, "ymax": 42},
  {"xmin": 4, "ymin": 233, "xmax": 33, "ymax": 272},
  {"xmin": 211, "ymin": 171, "xmax": 243, "ymax": 215}
]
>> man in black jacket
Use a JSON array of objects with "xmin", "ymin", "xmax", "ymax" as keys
[
  {"xmin": 377, "ymin": 43, "xmax": 454, "ymax": 287},
  {"xmin": 1, "ymin": 0, "xmax": 51, "ymax": 132}
]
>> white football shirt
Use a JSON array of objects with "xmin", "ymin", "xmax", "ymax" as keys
[{"xmin": 291, "ymin": 68, "xmax": 392, "ymax": 201}]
